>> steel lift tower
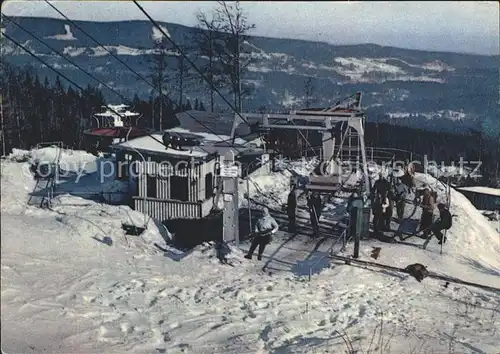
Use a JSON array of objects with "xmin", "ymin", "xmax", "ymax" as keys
[{"xmin": 230, "ymin": 92, "xmax": 370, "ymax": 196}]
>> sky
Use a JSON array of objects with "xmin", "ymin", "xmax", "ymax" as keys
[{"xmin": 2, "ymin": 1, "xmax": 499, "ymax": 55}]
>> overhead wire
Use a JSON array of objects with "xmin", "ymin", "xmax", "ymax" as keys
[
  {"xmin": 2, "ymin": 31, "xmax": 217, "ymax": 157},
  {"xmin": 3, "ymin": 15, "xmax": 130, "ymax": 103},
  {"xmin": 41, "ymin": 0, "xmax": 247, "ymax": 152},
  {"xmin": 131, "ymin": 1, "xmax": 254, "ymax": 135}
]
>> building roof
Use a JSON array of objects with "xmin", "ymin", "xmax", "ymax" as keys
[
  {"xmin": 111, "ymin": 132, "xmax": 209, "ymax": 159},
  {"xmin": 110, "ymin": 126, "xmax": 264, "ymax": 160},
  {"xmin": 175, "ymin": 110, "xmax": 262, "ymax": 141},
  {"xmin": 457, "ymin": 186, "xmax": 500, "ymax": 197},
  {"xmin": 83, "ymin": 127, "xmax": 148, "ymax": 139}
]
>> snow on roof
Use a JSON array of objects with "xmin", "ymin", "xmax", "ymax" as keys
[
  {"xmin": 111, "ymin": 127, "xmax": 254, "ymax": 159},
  {"xmin": 457, "ymin": 186, "xmax": 500, "ymax": 197},
  {"xmin": 111, "ymin": 133, "xmax": 209, "ymax": 158},
  {"xmin": 167, "ymin": 126, "xmax": 248, "ymax": 145}
]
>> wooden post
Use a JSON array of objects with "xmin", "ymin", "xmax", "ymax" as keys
[{"xmin": 221, "ymin": 151, "xmax": 239, "ymax": 246}]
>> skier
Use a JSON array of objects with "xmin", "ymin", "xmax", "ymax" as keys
[
  {"xmin": 307, "ymin": 192, "xmax": 323, "ymax": 237},
  {"xmin": 419, "ymin": 188, "xmax": 435, "ymax": 238},
  {"xmin": 244, "ymin": 207, "xmax": 279, "ymax": 261},
  {"xmin": 286, "ymin": 185, "xmax": 297, "ymax": 233},
  {"xmin": 424, "ymin": 203, "xmax": 452, "ymax": 246},
  {"xmin": 393, "ymin": 177, "xmax": 409, "ymax": 220}
]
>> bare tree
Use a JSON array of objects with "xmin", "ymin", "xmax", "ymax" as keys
[
  {"xmin": 147, "ymin": 36, "xmax": 171, "ymax": 130},
  {"xmin": 211, "ymin": 1, "xmax": 255, "ymax": 113},
  {"xmin": 194, "ymin": 10, "xmax": 225, "ymax": 112},
  {"xmin": 171, "ymin": 34, "xmax": 197, "ymax": 110}
]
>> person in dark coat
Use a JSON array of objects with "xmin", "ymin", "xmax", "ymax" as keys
[
  {"xmin": 373, "ymin": 173, "xmax": 390, "ymax": 197},
  {"xmin": 393, "ymin": 177, "xmax": 409, "ymax": 220},
  {"xmin": 307, "ymin": 192, "xmax": 323, "ymax": 237},
  {"xmin": 425, "ymin": 203, "xmax": 452, "ymax": 245},
  {"xmin": 384, "ymin": 188, "xmax": 395, "ymax": 229},
  {"xmin": 371, "ymin": 191, "xmax": 389, "ymax": 236},
  {"xmin": 245, "ymin": 207, "xmax": 279, "ymax": 261},
  {"xmin": 419, "ymin": 188, "xmax": 435, "ymax": 238},
  {"xmin": 286, "ymin": 186, "xmax": 297, "ymax": 233}
]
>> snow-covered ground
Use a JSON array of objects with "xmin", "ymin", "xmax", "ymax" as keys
[
  {"xmin": 1, "ymin": 148, "xmax": 499, "ymax": 353},
  {"xmin": 388, "ymin": 110, "xmax": 468, "ymax": 122}
]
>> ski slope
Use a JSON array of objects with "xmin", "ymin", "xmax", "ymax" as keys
[{"xmin": 1, "ymin": 148, "xmax": 499, "ymax": 354}]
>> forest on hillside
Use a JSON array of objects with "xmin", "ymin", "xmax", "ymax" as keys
[
  {"xmin": 1, "ymin": 63, "xmax": 498, "ymax": 187},
  {"xmin": 0, "ymin": 64, "xmax": 202, "ymax": 152}
]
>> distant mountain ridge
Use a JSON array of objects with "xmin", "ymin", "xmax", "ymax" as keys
[{"xmin": 2, "ymin": 16, "xmax": 499, "ymax": 136}]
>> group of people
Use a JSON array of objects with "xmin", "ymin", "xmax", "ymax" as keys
[
  {"xmin": 371, "ymin": 163, "xmax": 452, "ymax": 245},
  {"xmin": 244, "ymin": 185, "xmax": 324, "ymax": 261},
  {"xmin": 286, "ymin": 185, "xmax": 324, "ymax": 237},
  {"xmin": 417, "ymin": 186, "xmax": 452, "ymax": 245},
  {"xmin": 371, "ymin": 171, "xmax": 411, "ymax": 235},
  {"xmin": 245, "ymin": 162, "xmax": 454, "ymax": 261}
]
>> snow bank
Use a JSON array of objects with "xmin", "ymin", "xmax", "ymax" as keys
[
  {"xmin": 239, "ymin": 158, "xmax": 318, "ymax": 209},
  {"xmin": 0, "ymin": 159, "xmax": 36, "ymax": 213},
  {"xmin": 8, "ymin": 146, "xmax": 98, "ymax": 174},
  {"xmin": 2, "ymin": 151, "xmax": 500, "ymax": 354}
]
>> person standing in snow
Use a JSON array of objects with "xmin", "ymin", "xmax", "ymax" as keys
[
  {"xmin": 424, "ymin": 203, "xmax": 452, "ymax": 246},
  {"xmin": 286, "ymin": 185, "xmax": 297, "ymax": 233},
  {"xmin": 393, "ymin": 177, "xmax": 409, "ymax": 221},
  {"xmin": 244, "ymin": 207, "xmax": 279, "ymax": 261},
  {"xmin": 373, "ymin": 173, "xmax": 390, "ymax": 197},
  {"xmin": 307, "ymin": 192, "xmax": 323, "ymax": 237},
  {"xmin": 372, "ymin": 191, "xmax": 389, "ymax": 236},
  {"xmin": 419, "ymin": 188, "xmax": 435, "ymax": 238},
  {"xmin": 384, "ymin": 187, "xmax": 395, "ymax": 229}
]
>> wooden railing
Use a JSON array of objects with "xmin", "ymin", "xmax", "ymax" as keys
[{"xmin": 133, "ymin": 196, "xmax": 213, "ymax": 220}]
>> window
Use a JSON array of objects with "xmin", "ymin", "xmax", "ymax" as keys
[
  {"xmin": 205, "ymin": 172, "xmax": 214, "ymax": 199},
  {"xmin": 170, "ymin": 176, "xmax": 189, "ymax": 201},
  {"xmin": 147, "ymin": 175, "xmax": 157, "ymax": 198}
]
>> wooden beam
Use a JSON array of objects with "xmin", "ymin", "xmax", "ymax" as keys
[{"xmin": 329, "ymin": 255, "xmax": 500, "ymax": 293}]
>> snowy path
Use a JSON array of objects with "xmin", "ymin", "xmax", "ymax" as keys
[{"xmin": 239, "ymin": 232, "xmax": 342, "ymax": 276}]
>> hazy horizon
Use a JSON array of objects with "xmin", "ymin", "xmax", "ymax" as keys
[{"xmin": 2, "ymin": 1, "xmax": 499, "ymax": 56}]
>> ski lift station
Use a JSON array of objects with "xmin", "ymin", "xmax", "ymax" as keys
[
  {"xmin": 231, "ymin": 92, "xmax": 371, "ymax": 196},
  {"xmin": 110, "ymin": 112, "xmax": 270, "ymax": 222},
  {"xmin": 107, "ymin": 93, "xmax": 371, "ymax": 224},
  {"xmin": 29, "ymin": 92, "xmax": 372, "ymax": 247}
]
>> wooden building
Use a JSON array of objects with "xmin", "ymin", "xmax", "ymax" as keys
[
  {"xmin": 111, "ymin": 127, "xmax": 268, "ymax": 221},
  {"xmin": 456, "ymin": 186, "xmax": 500, "ymax": 211}
]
